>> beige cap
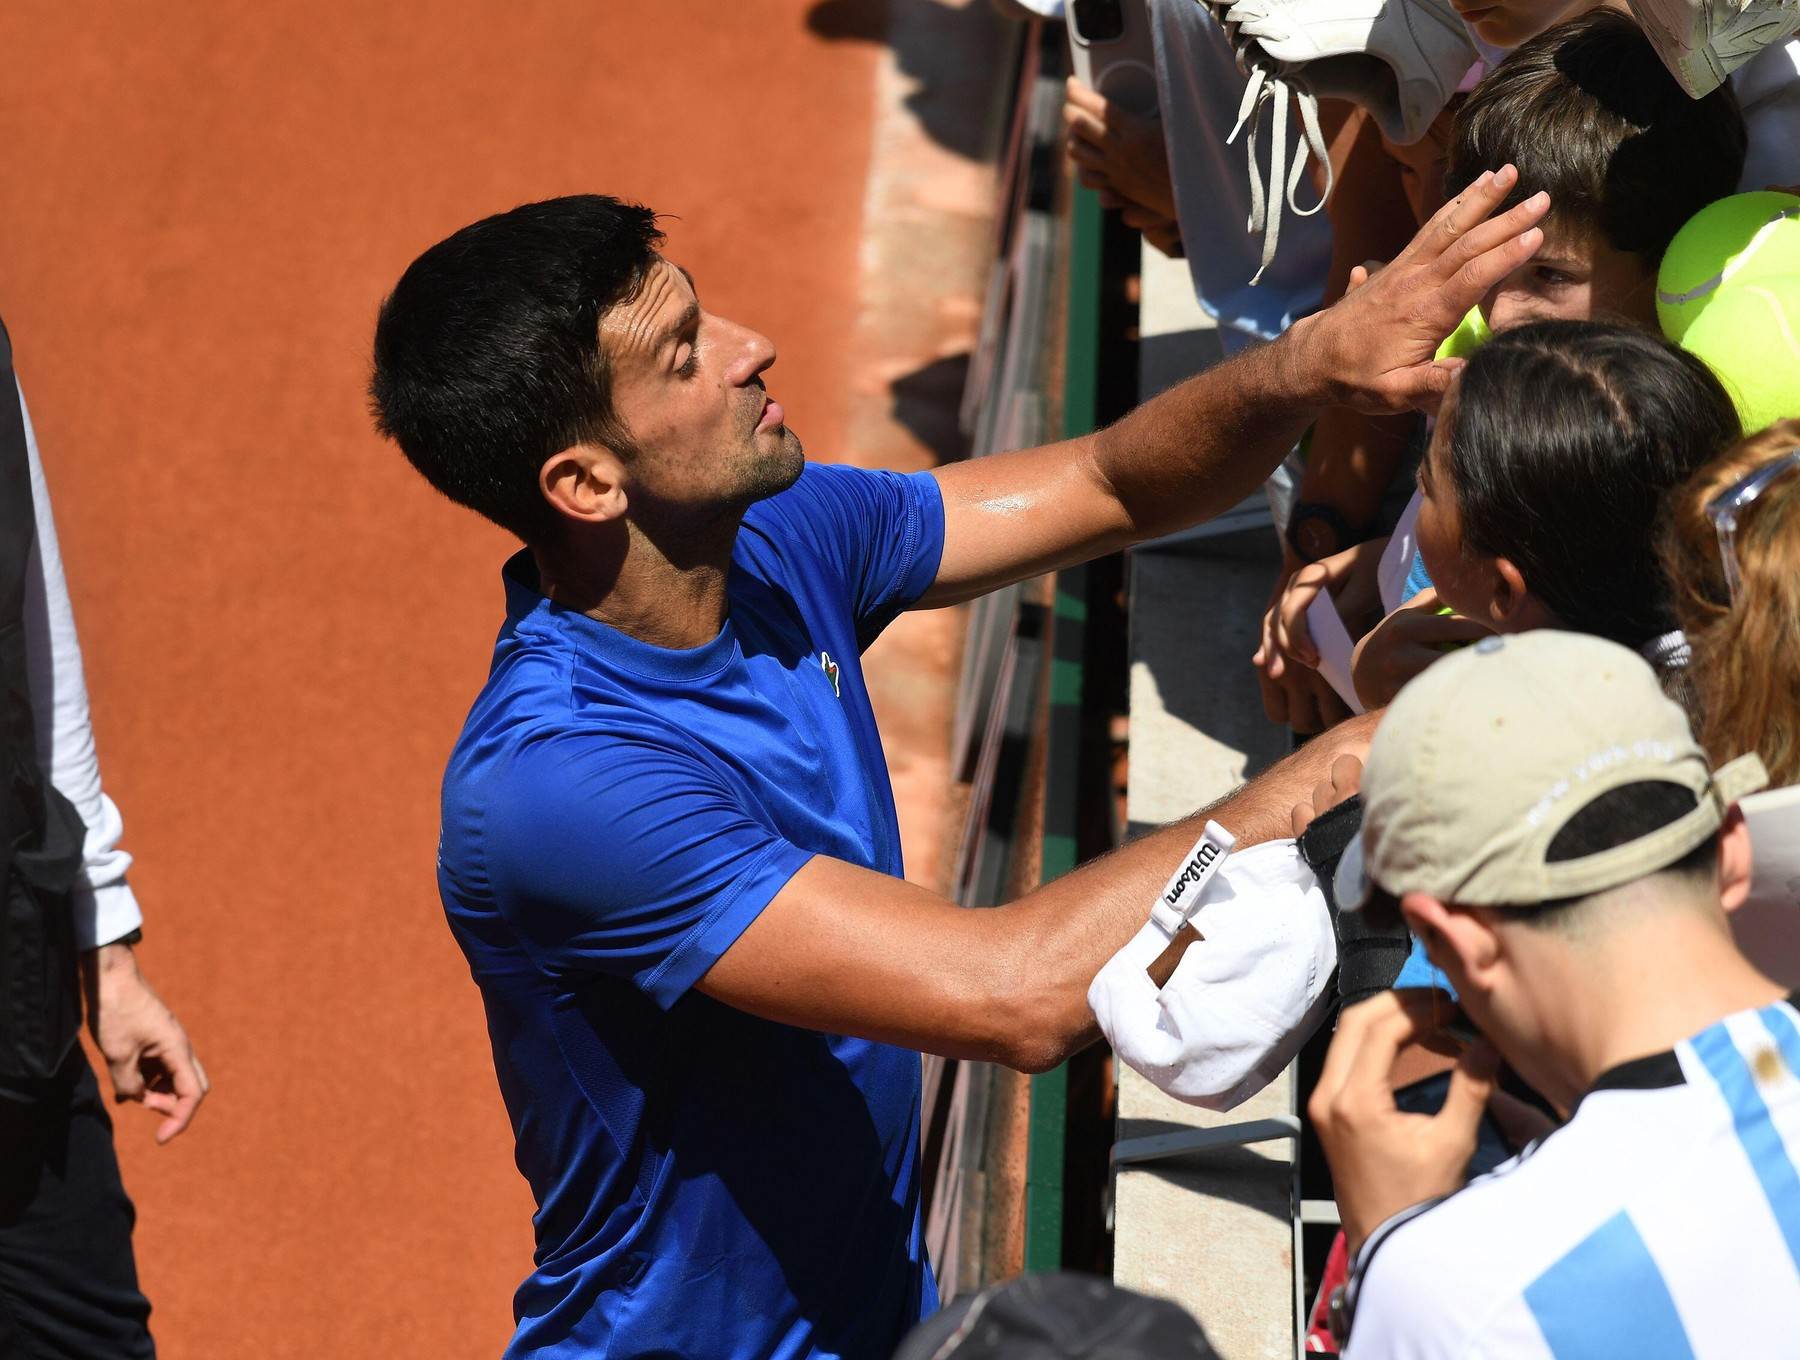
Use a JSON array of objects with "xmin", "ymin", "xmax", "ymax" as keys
[{"xmin": 1358, "ymin": 631, "xmax": 1767, "ymax": 907}]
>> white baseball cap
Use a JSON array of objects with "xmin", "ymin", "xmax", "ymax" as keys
[{"xmin": 1088, "ymin": 839, "xmax": 1336, "ymax": 1112}]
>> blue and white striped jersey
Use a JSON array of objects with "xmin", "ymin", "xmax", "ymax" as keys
[{"xmin": 1346, "ymin": 993, "xmax": 1800, "ymax": 1359}]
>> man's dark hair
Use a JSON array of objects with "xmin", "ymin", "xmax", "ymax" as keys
[
  {"xmin": 370, "ymin": 195, "xmax": 664, "ymax": 541},
  {"xmin": 1446, "ymin": 9, "xmax": 1747, "ymax": 263},
  {"xmin": 1448, "ymin": 320, "xmax": 1741, "ymax": 649}
]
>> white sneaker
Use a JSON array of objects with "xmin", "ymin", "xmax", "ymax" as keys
[
  {"xmin": 1628, "ymin": 0, "xmax": 1800, "ymax": 96},
  {"xmin": 1224, "ymin": 0, "xmax": 1476, "ymax": 146},
  {"xmin": 1206, "ymin": 0, "xmax": 1475, "ymax": 282}
]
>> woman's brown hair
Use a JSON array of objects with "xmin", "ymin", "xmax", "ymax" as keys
[{"xmin": 1661, "ymin": 419, "xmax": 1800, "ymax": 785}]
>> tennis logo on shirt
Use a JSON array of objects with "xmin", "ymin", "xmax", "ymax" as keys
[{"xmin": 819, "ymin": 651, "xmax": 841, "ymax": 698}]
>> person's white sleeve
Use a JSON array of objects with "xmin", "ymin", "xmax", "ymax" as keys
[
  {"xmin": 19, "ymin": 381, "xmax": 143, "ymax": 949},
  {"xmin": 1088, "ymin": 839, "xmax": 1336, "ymax": 1111}
]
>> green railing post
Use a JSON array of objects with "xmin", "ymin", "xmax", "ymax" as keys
[{"xmin": 1023, "ymin": 179, "xmax": 1105, "ymax": 1274}]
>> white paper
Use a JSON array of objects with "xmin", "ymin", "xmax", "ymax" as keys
[
  {"xmin": 1379, "ymin": 491, "xmax": 1424, "ymax": 614},
  {"xmin": 1305, "ymin": 589, "xmax": 1367, "ymax": 715}
]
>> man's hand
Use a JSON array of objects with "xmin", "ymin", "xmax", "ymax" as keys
[
  {"xmin": 921, "ymin": 173, "xmax": 1539, "ymax": 609},
  {"xmin": 1284, "ymin": 166, "xmax": 1548, "ymax": 414},
  {"xmin": 82, "ymin": 943, "xmax": 208, "ymax": 1144},
  {"xmin": 1290, "ymin": 753, "xmax": 1363, "ymax": 838},
  {"xmin": 1310, "ymin": 990, "xmax": 1500, "ymax": 1255},
  {"xmin": 1350, "ymin": 589, "xmax": 1493, "ymax": 710}
]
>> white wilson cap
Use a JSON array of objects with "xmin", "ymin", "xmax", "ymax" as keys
[{"xmin": 1088, "ymin": 840, "xmax": 1336, "ymax": 1112}]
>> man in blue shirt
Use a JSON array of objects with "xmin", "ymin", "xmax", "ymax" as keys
[{"xmin": 368, "ymin": 176, "xmax": 1548, "ymax": 1358}]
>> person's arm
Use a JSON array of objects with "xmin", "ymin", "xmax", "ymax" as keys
[
  {"xmin": 916, "ymin": 168, "xmax": 1549, "ymax": 609},
  {"xmin": 19, "ymin": 381, "xmax": 208, "ymax": 1143},
  {"xmin": 696, "ymin": 710, "xmax": 1380, "ymax": 1072},
  {"xmin": 19, "ymin": 384, "xmax": 142, "ymax": 950}
]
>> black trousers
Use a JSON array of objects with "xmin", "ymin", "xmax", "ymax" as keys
[{"xmin": 0, "ymin": 1055, "xmax": 155, "ymax": 1358}]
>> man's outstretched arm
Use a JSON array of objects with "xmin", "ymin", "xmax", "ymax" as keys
[
  {"xmin": 917, "ymin": 169, "xmax": 1548, "ymax": 608},
  {"xmin": 695, "ymin": 711, "xmax": 1377, "ymax": 1072}
]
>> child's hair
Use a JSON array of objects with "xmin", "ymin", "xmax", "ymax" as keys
[
  {"xmin": 1446, "ymin": 9, "xmax": 1747, "ymax": 265},
  {"xmin": 1448, "ymin": 320, "xmax": 1741, "ymax": 651},
  {"xmin": 1660, "ymin": 421, "xmax": 1800, "ymax": 783}
]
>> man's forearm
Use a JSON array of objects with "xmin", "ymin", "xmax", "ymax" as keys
[
  {"xmin": 1082, "ymin": 171, "xmax": 1549, "ymax": 549},
  {"xmin": 1085, "ymin": 327, "xmax": 1329, "ymax": 545},
  {"xmin": 988, "ymin": 711, "xmax": 1377, "ymax": 1069}
]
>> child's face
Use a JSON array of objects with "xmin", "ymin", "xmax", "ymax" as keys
[
  {"xmin": 1478, "ymin": 214, "xmax": 1658, "ymax": 333},
  {"xmin": 1450, "ymin": 0, "xmax": 1608, "ymax": 47},
  {"xmin": 1413, "ymin": 393, "xmax": 1488, "ymax": 621}
]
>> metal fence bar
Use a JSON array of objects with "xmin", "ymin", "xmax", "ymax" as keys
[{"xmin": 1022, "ymin": 176, "xmax": 1106, "ymax": 1274}]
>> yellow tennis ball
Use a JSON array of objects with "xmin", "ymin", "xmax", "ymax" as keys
[
  {"xmin": 1680, "ymin": 277, "xmax": 1800, "ymax": 434},
  {"xmin": 1435, "ymin": 305, "xmax": 1491, "ymax": 362},
  {"xmin": 1658, "ymin": 190, "xmax": 1800, "ymax": 344}
]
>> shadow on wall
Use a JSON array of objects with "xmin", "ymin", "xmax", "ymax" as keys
[
  {"xmin": 806, "ymin": 0, "xmax": 1012, "ymax": 161},
  {"xmin": 889, "ymin": 352, "xmax": 972, "ymax": 465}
]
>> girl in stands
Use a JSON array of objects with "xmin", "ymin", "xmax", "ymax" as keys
[
  {"xmin": 1351, "ymin": 319, "xmax": 1742, "ymax": 711},
  {"xmin": 1661, "ymin": 420, "xmax": 1800, "ymax": 784}
]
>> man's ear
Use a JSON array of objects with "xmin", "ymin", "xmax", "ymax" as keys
[
  {"xmin": 540, "ymin": 445, "xmax": 630, "ymax": 525},
  {"xmin": 1718, "ymin": 805, "xmax": 1754, "ymax": 914},
  {"xmin": 1400, "ymin": 891, "xmax": 1501, "ymax": 994}
]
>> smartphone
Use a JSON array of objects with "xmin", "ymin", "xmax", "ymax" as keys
[{"xmin": 1066, "ymin": 0, "xmax": 1160, "ymax": 118}]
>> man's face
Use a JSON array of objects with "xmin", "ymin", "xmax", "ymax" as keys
[
  {"xmin": 599, "ymin": 259, "xmax": 804, "ymax": 519},
  {"xmin": 1450, "ymin": 0, "xmax": 1606, "ymax": 47},
  {"xmin": 1479, "ymin": 215, "xmax": 1658, "ymax": 333}
]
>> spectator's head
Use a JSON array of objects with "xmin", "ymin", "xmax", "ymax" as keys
[
  {"xmin": 893, "ymin": 1272, "xmax": 1218, "ymax": 1360},
  {"xmin": 1416, "ymin": 321, "xmax": 1739, "ymax": 657},
  {"xmin": 1446, "ymin": 9, "xmax": 1746, "ymax": 331},
  {"xmin": 1449, "ymin": 0, "xmax": 1603, "ymax": 48},
  {"xmin": 1660, "ymin": 421, "xmax": 1800, "ymax": 784},
  {"xmin": 1352, "ymin": 631, "xmax": 1767, "ymax": 1106},
  {"xmin": 371, "ymin": 195, "xmax": 802, "ymax": 547}
]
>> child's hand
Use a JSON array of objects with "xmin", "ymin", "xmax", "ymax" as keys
[
  {"xmin": 1062, "ymin": 77, "xmax": 1177, "ymax": 222},
  {"xmin": 1350, "ymin": 589, "xmax": 1494, "ymax": 709}
]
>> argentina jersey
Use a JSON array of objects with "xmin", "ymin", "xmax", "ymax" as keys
[{"xmin": 1346, "ymin": 992, "xmax": 1800, "ymax": 1358}]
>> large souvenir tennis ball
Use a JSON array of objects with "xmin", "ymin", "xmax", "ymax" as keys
[
  {"xmin": 1658, "ymin": 190, "xmax": 1800, "ymax": 343},
  {"xmin": 1435, "ymin": 305, "xmax": 1491, "ymax": 362},
  {"xmin": 1680, "ymin": 277, "xmax": 1800, "ymax": 433}
]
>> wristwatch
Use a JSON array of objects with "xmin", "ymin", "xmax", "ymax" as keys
[{"xmin": 1285, "ymin": 502, "xmax": 1364, "ymax": 564}]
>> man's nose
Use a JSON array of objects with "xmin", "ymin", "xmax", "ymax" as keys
[{"xmin": 723, "ymin": 322, "xmax": 777, "ymax": 386}]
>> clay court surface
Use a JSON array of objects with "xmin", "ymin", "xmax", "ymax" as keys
[{"xmin": 0, "ymin": 2, "xmax": 986, "ymax": 1352}]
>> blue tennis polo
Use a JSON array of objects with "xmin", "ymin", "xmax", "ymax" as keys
[{"xmin": 437, "ymin": 462, "xmax": 945, "ymax": 1359}]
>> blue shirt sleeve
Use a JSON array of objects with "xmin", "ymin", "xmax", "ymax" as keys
[
  {"xmin": 752, "ymin": 462, "xmax": 946, "ymax": 650},
  {"xmin": 482, "ymin": 730, "xmax": 814, "ymax": 1009}
]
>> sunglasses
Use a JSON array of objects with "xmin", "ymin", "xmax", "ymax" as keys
[{"xmin": 1705, "ymin": 448, "xmax": 1800, "ymax": 605}]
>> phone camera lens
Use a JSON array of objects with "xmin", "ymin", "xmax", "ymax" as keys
[{"xmin": 1072, "ymin": 0, "xmax": 1127, "ymax": 42}]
